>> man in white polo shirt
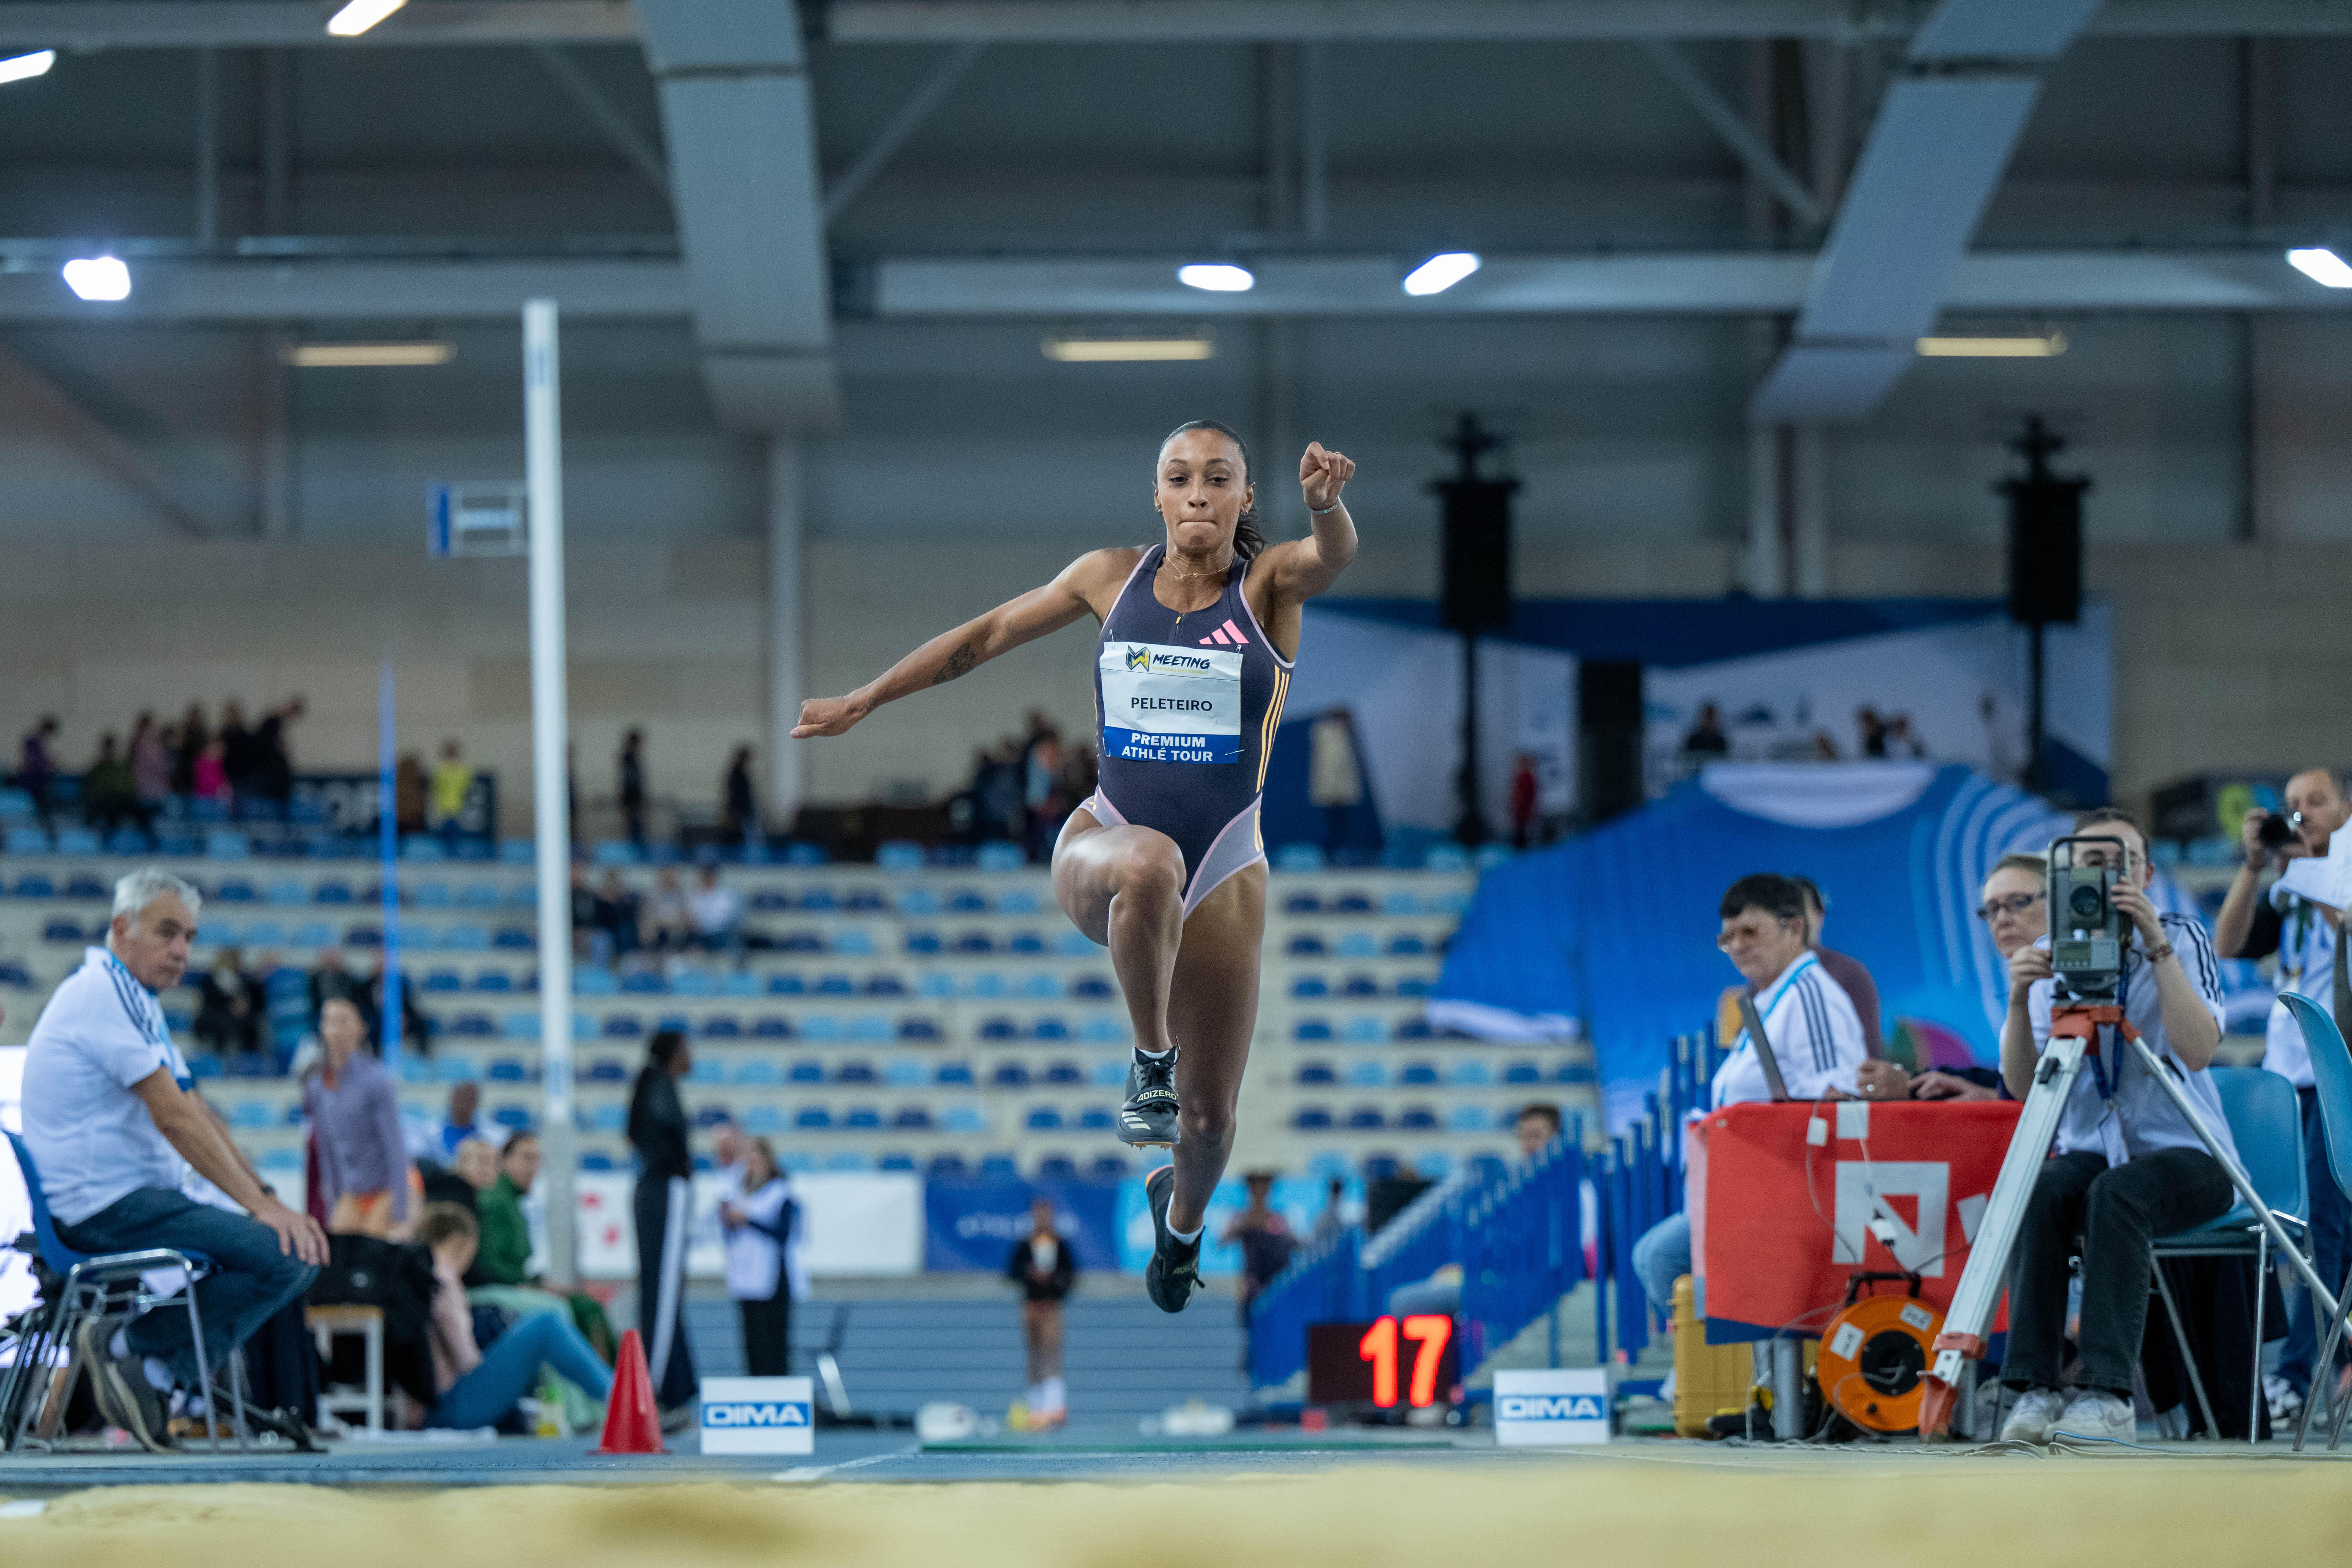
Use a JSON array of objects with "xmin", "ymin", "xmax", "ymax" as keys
[
  {"xmin": 20, "ymin": 867, "xmax": 327, "ymax": 1451},
  {"xmin": 1996, "ymin": 809, "xmax": 2235, "ymax": 1446},
  {"xmin": 1630, "ymin": 872, "xmax": 1868, "ymax": 1320}
]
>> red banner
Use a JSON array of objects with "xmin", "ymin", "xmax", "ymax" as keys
[{"xmin": 1688, "ymin": 1100, "xmax": 2021, "ymax": 1341}]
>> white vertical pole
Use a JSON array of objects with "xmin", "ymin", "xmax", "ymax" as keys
[
  {"xmin": 1792, "ymin": 424, "xmax": 1830, "ymax": 598},
  {"xmin": 766, "ymin": 437, "xmax": 806, "ymax": 827},
  {"xmin": 525, "ymin": 297, "xmax": 576, "ymax": 1287},
  {"xmin": 1744, "ymin": 424, "xmax": 1785, "ymax": 598}
]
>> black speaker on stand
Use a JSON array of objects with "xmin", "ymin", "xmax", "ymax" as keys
[
  {"xmin": 1577, "ymin": 660, "xmax": 1645, "ymax": 825},
  {"xmin": 1432, "ymin": 414, "xmax": 1518, "ymax": 846},
  {"xmin": 2000, "ymin": 416, "xmax": 2090, "ymax": 798}
]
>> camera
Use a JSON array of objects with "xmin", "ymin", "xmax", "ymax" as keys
[
  {"xmin": 2258, "ymin": 810, "xmax": 2302, "ymax": 850},
  {"xmin": 2048, "ymin": 835, "xmax": 2126, "ymax": 1004}
]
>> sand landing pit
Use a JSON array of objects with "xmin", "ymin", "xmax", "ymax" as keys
[{"xmin": 4, "ymin": 1456, "xmax": 2352, "ymax": 1568}]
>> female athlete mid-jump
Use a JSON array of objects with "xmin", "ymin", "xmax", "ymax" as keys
[{"xmin": 793, "ymin": 420, "xmax": 1357, "ymax": 1312}]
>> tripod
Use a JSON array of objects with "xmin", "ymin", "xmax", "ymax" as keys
[{"xmin": 1918, "ymin": 1002, "xmax": 2337, "ymax": 1438}]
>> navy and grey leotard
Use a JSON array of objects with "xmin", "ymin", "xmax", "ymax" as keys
[{"xmin": 1086, "ymin": 545, "xmax": 1293, "ymax": 916}]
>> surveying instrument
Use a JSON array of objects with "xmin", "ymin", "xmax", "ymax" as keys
[{"xmin": 1917, "ymin": 834, "xmax": 2340, "ymax": 1438}]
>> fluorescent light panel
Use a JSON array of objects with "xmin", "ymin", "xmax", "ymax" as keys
[
  {"xmin": 283, "ymin": 340, "xmax": 454, "ymax": 368},
  {"xmin": 61, "ymin": 256, "xmax": 129, "ymax": 302},
  {"xmin": 1176, "ymin": 263, "xmax": 1253, "ymax": 293},
  {"xmin": 326, "ymin": 0, "xmax": 407, "ymax": 37},
  {"xmin": 2288, "ymin": 247, "xmax": 2352, "ymax": 289},
  {"xmin": 1403, "ymin": 252, "xmax": 1481, "ymax": 296},
  {"xmin": 1916, "ymin": 332, "xmax": 2066, "ymax": 358},
  {"xmin": 0, "ymin": 49, "xmax": 55, "ymax": 85},
  {"xmin": 1043, "ymin": 334, "xmax": 1213, "ymax": 363}
]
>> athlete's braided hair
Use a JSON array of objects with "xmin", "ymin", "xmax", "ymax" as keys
[{"xmin": 1159, "ymin": 418, "xmax": 1266, "ymax": 561}]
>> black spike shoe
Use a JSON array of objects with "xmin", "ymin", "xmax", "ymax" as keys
[
  {"xmin": 1117, "ymin": 1046, "xmax": 1181, "ymax": 1148},
  {"xmin": 1142, "ymin": 1163, "xmax": 1202, "ymax": 1314}
]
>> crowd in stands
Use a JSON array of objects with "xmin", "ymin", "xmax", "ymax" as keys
[
  {"xmin": 15, "ymin": 700, "xmax": 308, "ymax": 834},
  {"xmin": 951, "ymin": 711, "xmax": 1098, "ymax": 861}
]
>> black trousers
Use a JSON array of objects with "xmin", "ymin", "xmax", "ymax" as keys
[
  {"xmin": 2001, "ymin": 1147, "xmax": 2234, "ymax": 1398},
  {"xmin": 632, "ymin": 1174, "xmax": 698, "ymax": 1409},
  {"xmin": 738, "ymin": 1291, "xmax": 792, "ymax": 1378}
]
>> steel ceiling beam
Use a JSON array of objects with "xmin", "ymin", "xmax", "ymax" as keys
[{"xmin": 4, "ymin": 1, "xmax": 2352, "ymax": 49}]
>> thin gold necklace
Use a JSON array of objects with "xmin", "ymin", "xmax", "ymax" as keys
[{"xmin": 1160, "ymin": 558, "xmax": 1229, "ymax": 581}]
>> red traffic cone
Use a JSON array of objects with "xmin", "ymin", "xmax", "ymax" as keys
[{"xmin": 594, "ymin": 1329, "xmax": 667, "ymax": 1454}]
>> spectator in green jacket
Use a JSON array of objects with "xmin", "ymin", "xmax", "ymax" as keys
[{"xmin": 474, "ymin": 1131, "xmax": 540, "ymax": 1287}]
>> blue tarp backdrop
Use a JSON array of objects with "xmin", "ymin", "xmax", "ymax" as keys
[
  {"xmin": 1427, "ymin": 764, "xmax": 2210, "ymax": 1129},
  {"xmin": 924, "ymin": 1179, "xmax": 1123, "ymax": 1274}
]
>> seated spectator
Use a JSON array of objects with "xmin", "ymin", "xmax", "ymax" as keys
[
  {"xmin": 416, "ymin": 1203, "xmax": 612, "ymax": 1431},
  {"xmin": 23, "ymin": 868, "xmax": 326, "ymax": 1452},
  {"xmin": 1682, "ymin": 703, "xmax": 1729, "ymax": 759},
  {"xmin": 18, "ymin": 713, "xmax": 59, "ymax": 827},
  {"xmin": 1855, "ymin": 853, "xmax": 2046, "ymax": 1105},
  {"xmin": 193, "ymin": 945, "xmax": 263, "ymax": 1059},
  {"xmin": 131, "ymin": 711, "xmax": 171, "ymax": 819},
  {"xmin": 1996, "ymin": 809, "xmax": 2234, "ymax": 1445},
  {"xmin": 305, "ymin": 996, "xmax": 416, "ymax": 1238},
  {"xmin": 437, "ymin": 1081, "xmax": 484, "ymax": 1160},
  {"xmin": 1515, "ymin": 1101, "xmax": 1563, "ymax": 1162},
  {"xmin": 82, "ymin": 732, "xmax": 141, "ymax": 838},
  {"xmin": 596, "ymin": 869, "xmax": 642, "ymax": 960},
  {"xmin": 251, "ymin": 697, "xmax": 303, "ymax": 812},
  {"xmin": 394, "ymin": 750, "xmax": 429, "ymax": 835},
  {"xmin": 647, "ymin": 866, "xmax": 692, "ymax": 953},
  {"xmin": 688, "ymin": 866, "xmax": 742, "ymax": 957},
  {"xmin": 424, "ymin": 1135, "xmax": 495, "ymax": 1216},
  {"xmin": 470, "ymin": 1130, "xmax": 619, "ymax": 1366},
  {"xmin": 430, "ymin": 739, "xmax": 474, "ymax": 836},
  {"xmin": 1632, "ymin": 873, "xmax": 1866, "ymax": 1325},
  {"xmin": 360, "ymin": 952, "xmax": 430, "ymax": 1056},
  {"xmin": 192, "ymin": 737, "xmax": 231, "ymax": 808}
]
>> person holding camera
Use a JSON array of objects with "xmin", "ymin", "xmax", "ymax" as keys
[
  {"xmin": 2215, "ymin": 769, "xmax": 2350, "ymax": 1419},
  {"xmin": 1630, "ymin": 873, "xmax": 1868, "ymax": 1321},
  {"xmin": 1996, "ymin": 808, "xmax": 2236, "ymax": 1445},
  {"xmin": 1853, "ymin": 853, "xmax": 2051, "ymax": 1104}
]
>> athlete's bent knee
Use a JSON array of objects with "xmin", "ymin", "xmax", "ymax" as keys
[
  {"xmin": 1111, "ymin": 840, "xmax": 1183, "ymax": 908},
  {"xmin": 1179, "ymin": 1101, "xmax": 1233, "ymax": 1150}
]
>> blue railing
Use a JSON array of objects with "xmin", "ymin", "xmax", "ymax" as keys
[{"xmin": 1592, "ymin": 1027, "xmax": 1723, "ymax": 1364}]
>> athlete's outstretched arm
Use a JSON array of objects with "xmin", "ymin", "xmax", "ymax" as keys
[
  {"xmin": 1260, "ymin": 441, "xmax": 1358, "ymax": 604},
  {"xmin": 792, "ymin": 550, "xmax": 1131, "ymax": 738}
]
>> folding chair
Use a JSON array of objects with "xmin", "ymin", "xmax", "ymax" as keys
[
  {"xmin": 2279, "ymin": 993, "xmax": 2352, "ymax": 1451},
  {"xmin": 2, "ymin": 1132, "xmax": 250, "ymax": 1453},
  {"xmin": 2145, "ymin": 1065, "xmax": 2306, "ymax": 1443}
]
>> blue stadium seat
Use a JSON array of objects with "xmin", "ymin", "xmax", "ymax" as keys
[
  {"xmin": 42, "ymin": 920, "xmax": 87, "ymax": 943},
  {"xmin": 64, "ymin": 873, "xmax": 107, "ymax": 900},
  {"xmin": 954, "ymin": 932, "xmax": 994, "ymax": 955},
  {"xmin": 1078, "ymin": 1107, "xmax": 1116, "ymax": 1131},
  {"xmin": 750, "ymin": 890, "xmax": 794, "ymax": 912},
  {"xmin": 816, "ymin": 973, "xmax": 854, "ymax": 996},
  {"xmin": 586, "ymin": 1059, "xmax": 628, "ymax": 1084},
  {"xmin": 1346, "ymin": 1106, "xmax": 1387, "ymax": 1130},
  {"xmin": 835, "ymin": 1060, "xmax": 878, "ymax": 1084},
  {"xmin": 979, "ymin": 1153, "xmax": 1020, "ymax": 1180},
  {"xmin": 920, "ymin": 974, "xmax": 958, "ymax": 1001},
  {"xmin": 990, "ymin": 1062, "xmax": 1031, "ymax": 1089},
  {"xmin": 1449, "ymin": 1060, "xmax": 1493, "ymax": 1087},
  {"xmin": 491, "ymin": 1104, "xmax": 532, "ymax": 1130},
  {"xmin": 1361, "ymin": 1155, "xmax": 1402, "ymax": 1182},
  {"xmin": 935, "ymin": 1062, "xmax": 975, "ymax": 1086},
  {"xmin": 1503, "ymin": 1061, "xmax": 1543, "ymax": 1084},
  {"xmin": 0, "ymin": 961, "xmax": 31, "ymax": 987},
  {"xmin": 688, "ymin": 1056, "xmax": 725, "ymax": 1084},
  {"xmin": 800, "ymin": 1015, "xmax": 843, "ymax": 1042},
  {"xmin": 1399, "ymin": 1106, "xmax": 1440, "ymax": 1131},
  {"xmin": 864, "ymin": 974, "xmax": 907, "ymax": 996},
  {"xmin": 1394, "ymin": 976, "xmax": 1433, "ymax": 998},
  {"xmin": 752, "ymin": 1016, "xmax": 794, "ymax": 1039},
  {"xmin": 947, "ymin": 890, "xmax": 987, "ymax": 913},
  {"xmin": 966, "ymin": 971, "xmax": 1009, "ymax": 999},
  {"xmin": 672, "ymin": 970, "xmax": 719, "ymax": 998},
  {"xmin": 1343, "ymin": 1017, "xmax": 1383, "ymax": 1044},
  {"xmin": 1089, "ymin": 1154, "xmax": 1129, "ymax": 1181},
  {"xmin": 699, "ymin": 1015, "xmax": 743, "ymax": 1039},
  {"xmin": 789, "ymin": 1061, "xmax": 826, "ymax": 1084},
  {"xmin": 766, "ymin": 973, "xmax": 807, "ymax": 995},
  {"xmin": 1053, "ymin": 931, "xmax": 1095, "ymax": 957},
  {"xmin": 1292, "ymin": 1107, "xmax": 1334, "ymax": 1131},
  {"xmin": 796, "ymin": 1107, "xmax": 835, "ymax": 1131},
  {"xmin": 487, "ymin": 1057, "xmax": 531, "ymax": 1083},
  {"xmin": 885, "ymin": 1059, "xmax": 925, "ymax": 1087},
  {"xmin": 891, "ymin": 1106, "xmax": 934, "ymax": 1131},
  {"xmin": 493, "ymin": 926, "xmax": 533, "ymax": 950},
  {"xmin": 1036, "ymin": 1155, "xmax": 1078, "ymax": 1181},
  {"xmin": 241, "ymin": 920, "xmax": 286, "ymax": 947},
  {"xmin": 1399, "ymin": 1062, "xmax": 1439, "ymax": 1086},
  {"xmin": 584, "ymin": 1105, "xmax": 626, "ymax": 1133},
  {"xmin": 437, "ymin": 1055, "xmax": 480, "ymax": 1082},
  {"xmin": 878, "ymin": 1152, "xmax": 918, "ymax": 1172},
  {"xmin": 1275, "ymin": 844, "xmax": 1324, "ymax": 872},
  {"xmin": 1556, "ymin": 1063, "xmax": 1598, "ymax": 1084},
  {"xmin": 603, "ymin": 1013, "xmax": 646, "ymax": 1039},
  {"xmin": 12, "ymin": 874, "xmax": 55, "ymax": 898},
  {"xmin": 848, "ymin": 1016, "xmax": 891, "ymax": 1043},
  {"xmin": 1341, "ymin": 974, "xmax": 1380, "ymax": 997},
  {"xmin": 1394, "ymin": 1018, "xmax": 1436, "ymax": 1040},
  {"xmin": 843, "ymin": 1107, "xmax": 883, "ymax": 1131},
  {"xmin": 473, "ymin": 969, "xmax": 513, "ymax": 993},
  {"xmin": 944, "ymin": 1104, "xmax": 987, "ymax": 1133},
  {"xmin": 345, "ymin": 925, "xmax": 383, "ymax": 948},
  {"xmin": 999, "ymin": 889, "xmax": 1041, "ymax": 916},
  {"xmin": 904, "ymin": 931, "xmax": 942, "ymax": 955},
  {"xmin": 423, "ymin": 968, "xmax": 463, "ymax": 993},
  {"xmin": 1293, "ymin": 1018, "xmax": 1333, "ymax": 1042},
  {"xmin": 1081, "ymin": 1017, "xmax": 1126, "ymax": 1045},
  {"xmin": 1031, "ymin": 1016, "xmax": 1070, "ymax": 1042},
  {"xmin": 1090, "ymin": 1060, "xmax": 1125, "ymax": 1087},
  {"xmin": 1335, "ymin": 933, "xmax": 1376, "ymax": 958},
  {"xmin": 1347, "ymin": 1061, "xmax": 1387, "ymax": 1087},
  {"xmin": 1007, "ymin": 933, "xmax": 1045, "ymax": 956},
  {"xmin": 1283, "ymin": 894, "xmax": 1322, "ymax": 914},
  {"xmin": 500, "ymin": 1012, "xmax": 540, "ymax": 1040},
  {"xmin": 778, "ymin": 932, "xmax": 824, "ymax": 955},
  {"xmin": 1287, "ymin": 935, "xmax": 1328, "ymax": 957},
  {"xmin": 1386, "ymin": 935, "xmax": 1428, "ymax": 956},
  {"xmin": 1291, "ymin": 976, "xmax": 1329, "ymax": 998},
  {"xmin": 1019, "ymin": 973, "xmax": 1058, "ymax": 999},
  {"xmin": 735, "ymin": 1059, "xmax": 782, "ymax": 1086},
  {"xmin": 926, "ymin": 1154, "xmax": 969, "ymax": 1179},
  {"xmin": 843, "ymin": 888, "xmax": 888, "ymax": 912},
  {"xmin": 411, "ymin": 880, "xmax": 453, "ymax": 908},
  {"xmin": 292, "ymin": 921, "xmax": 334, "ymax": 947},
  {"xmin": 1043, "ymin": 1060, "xmax": 1083, "ymax": 1086},
  {"xmin": 897, "ymin": 1017, "xmax": 940, "ymax": 1042},
  {"xmin": 1382, "ymin": 892, "xmax": 1422, "ymax": 916},
  {"xmin": 621, "ymin": 970, "xmax": 664, "ymax": 994},
  {"xmin": 450, "ymin": 1012, "xmax": 496, "ymax": 1038},
  {"xmin": 216, "ymin": 878, "xmax": 259, "ymax": 904},
  {"xmin": 800, "ymin": 888, "xmax": 838, "ymax": 912},
  {"xmin": 1297, "ymin": 1062, "xmax": 1337, "ymax": 1085},
  {"xmin": 579, "ymin": 1152, "xmax": 617, "ymax": 1171},
  {"xmin": 979, "ymin": 1016, "xmax": 1020, "ymax": 1041},
  {"xmin": 186, "ymin": 1055, "xmax": 224, "ymax": 1081},
  {"xmin": 1447, "ymin": 1105, "xmax": 1491, "ymax": 1133}
]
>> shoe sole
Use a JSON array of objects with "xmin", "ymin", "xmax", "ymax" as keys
[
  {"xmin": 78, "ymin": 1320, "xmax": 173, "ymax": 1454},
  {"xmin": 1143, "ymin": 1166, "xmax": 1199, "ymax": 1314},
  {"xmin": 1115, "ymin": 1107, "xmax": 1181, "ymax": 1149}
]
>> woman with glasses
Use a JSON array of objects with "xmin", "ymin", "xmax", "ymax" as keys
[{"xmin": 1854, "ymin": 854, "xmax": 2049, "ymax": 1105}]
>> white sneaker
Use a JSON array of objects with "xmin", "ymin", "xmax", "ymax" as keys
[
  {"xmin": 1999, "ymin": 1386, "xmax": 2072, "ymax": 1444},
  {"xmin": 2265, "ymin": 1375, "xmax": 2304, "ymax": 1425},
  {"xmin": 2054, "ymin": 1389, "xmax": 2137, "ymax": 1445}
]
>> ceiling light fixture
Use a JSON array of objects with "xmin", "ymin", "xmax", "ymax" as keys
[
  {"xmin": 61, "ymin": 256, "xmax": 130, "ymax": 302},
  {"xmin": 282, "ymin": 340, "xmax": 455, "ymax": 368},
  {"xmin": 1402, "ymin": 252, "xmax": 1481, "ymax": 296},
  {"xmin": 2287, "ymin": 247, "xmax": 2352, "ymax": 289},
  {"xmin": 1043, "ymin": 334, "xmax": 1215, "ymax": 363},
  {"xmin": 1915, "ymin": 332, "xmax": 2067, "ymax": 358},
  {"xmin": 1176, "ymin": 263, "xmax": 1254, "ymax": 293},
  {"xmin": 326, "ymin": 0, "xmax": 408, "ymax": 38},
  {"xmin": 0, "ymin": 50, "xmax": 55, "ymax": 85}
]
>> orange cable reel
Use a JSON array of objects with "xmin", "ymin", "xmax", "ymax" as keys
[{"xmin": 1817, "ymin": 1281, "xmax": 1943, "ymax": 1436}]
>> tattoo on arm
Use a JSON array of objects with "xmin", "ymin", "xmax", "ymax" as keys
[{"xmin": 933, "ymin": 641, "xmax": 978, "ymax": 686}]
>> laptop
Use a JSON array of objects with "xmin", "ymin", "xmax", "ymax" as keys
[{"xmin": 1735, "ymin": 992, "xmax": 1791, "ymax": 1103}]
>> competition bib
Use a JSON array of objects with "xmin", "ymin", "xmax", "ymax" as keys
[{"xmin": 1098, "ymin": 641, "xmax": 1243, "ymax": 764}]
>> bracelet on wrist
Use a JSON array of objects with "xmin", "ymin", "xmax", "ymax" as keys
[
  {"xmin": 2146, "ymin": 940, "xmax": 2175, "ymax": 964},
  {"xmin": 1309, "ymin": 499, "xmax": 1343, "ymax": 515}
]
